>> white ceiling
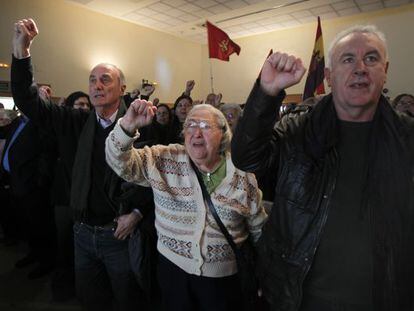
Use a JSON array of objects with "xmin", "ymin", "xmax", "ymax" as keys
[{"xmin": 66, "ymin": 0, "xmax": 413, "ymax": 43}]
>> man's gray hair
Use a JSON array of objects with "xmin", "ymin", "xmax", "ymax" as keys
[
  {"xmin": 185, "ymin": 104, "xmax": 232, "ymax": 154},
  {"xmin": 326, "ymin": 25, "xmax": 388, "ymax": 69},
  {"xmin": 93, "ymin": 63, "xmax": 126, "ymax": 85}
]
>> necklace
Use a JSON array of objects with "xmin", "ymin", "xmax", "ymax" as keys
[
  {"xmin": 200, "ymin": 157, "xmax": 226, "ymax": 193},
  {"xmin": 206, "ymin": 172, "xmax": 212, "ymax": 182},
  {"xmin": 200, "ymin": 158, "xmax": 224, "ymax": 180}
]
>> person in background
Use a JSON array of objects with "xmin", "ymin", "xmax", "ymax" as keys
[
  {"xmin": 183, "ymin": 80, "xmax": 223, "ymax": 109},
  {"xmin": 123, "ymin": 87, "xmax": 140, "ymax": 106},
  {"xmin": 140, "ymin": 83, "xmax": 156, "ymax": 101},
  {"xmin": 0, "ymin": 108, "xmax": 56, "ymax": 279},
  {"xmin": 220, "ymin": 103, "xmax": 242, "ymax": 133},
  {"xmin": 205, "ymin": 92, "xmax": 222, "ymax": 108},
  {"xmin": 392, "ymin": 93, "xmax": 414, "ymax": 116},
  {"xmin": 0, "ymin": 105, "xmax": 18, "ymax": 247},
  {"xmin": 137, "ymin": 103, "xmax": 173, "ymax": 147},
  {"xmin": 124, "ymin": 84, "xmax": 155, "ymax": 107},
  {"xmin": 183, "ymin": 80, "xmax": 195, "ymax": 97},
  {"xmin": 38, "ymin": 85, "xmax": 52, "ymax": 101},
  {"xmin": 57, "ymin": 97, "xmax": 66, "ymax": 106},
  {"xmin": 65, "ymin": 91, "xmax": 91, "ymax": 111},
  {"xmin": 155, "ymin": 104, "xmax": 170, "ymax": 126},
  {"xmin": 152, "ymin": 97, "xmax": 160, "ymax": 107},
  {"xmin": 0, "ymin": 104, "xmax": 11, "ymax": 157},
  {"xmin": 170, "ymin": 94, "xmax": 193, "ymax": 143}
]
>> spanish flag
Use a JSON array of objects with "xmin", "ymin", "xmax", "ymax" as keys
[
  {"xmin": 303, "ymin": 17, "xmax": 325, "ymax": 100},
  {"xmin": 206, "ymin": 21, "xmax": 241, "ymax": 61}
]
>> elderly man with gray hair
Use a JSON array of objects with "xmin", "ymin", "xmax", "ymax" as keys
[
  {"xmin": 232, "ymin": 25, "xmax": 414, "ymax": 311},
  {"xmin": 11, "ymin": 18, "xmax": 152, "ymax": 311}
]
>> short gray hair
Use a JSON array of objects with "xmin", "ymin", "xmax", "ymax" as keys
[
  {"xmin": 93, "ymin": 63, "xmax": 126, "ymax": 85},
  {"xmin": 185, "ymin": 104, "xmax": 232, "ymax": 154},
  {"xmin": 326, "ymin": 25, "xmax": 388, "ymax": 69}
]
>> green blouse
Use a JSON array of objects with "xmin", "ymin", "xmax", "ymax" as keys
[{"xmin": 200, "ymin": 157, "xmax": 226, "ymax": 194}]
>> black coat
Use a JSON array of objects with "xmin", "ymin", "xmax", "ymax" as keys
[
  {"xmin": 11, "ymin": 56, "xmax": 153, "ymax": 218},
  {"xmin": 0, "ymin": 116, "xmax": 53, "ymax": 196},
  {"xmin": 231, "ymin": 82, "xmax": 414, "ymax": 311},
  {"xmin": 1, "ymin": 117, "xmax": 38, "ymax": 195}
]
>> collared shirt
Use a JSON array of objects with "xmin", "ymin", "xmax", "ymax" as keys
[
  {"xmin": 96, "ymin": 109, "xmax": 118, "ymax": 129},
  {"xmin": 200, "ymin": 157, "xmax": 226, "ymax": 194},
  {"xmin": 2, "ymin": 116, "xmax": 29, "ymax": 172}
]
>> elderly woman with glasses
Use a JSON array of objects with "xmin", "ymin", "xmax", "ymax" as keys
[{"xmin": 105, "ymin": 101, "xmax": 267, "ymax": 311}]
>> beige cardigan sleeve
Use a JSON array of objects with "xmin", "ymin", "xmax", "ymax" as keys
[
  {"xmin": 105, "ymin": 120, "xmax": 153, "ymax": 187},
  {"xmin": 246, "ymin": 187, "xmax": 267, "ymax": 243}
]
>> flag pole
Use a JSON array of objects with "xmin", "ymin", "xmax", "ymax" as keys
[{"xmin": 209, "ymin": 59, "xmax": 215, "ymax": 93}]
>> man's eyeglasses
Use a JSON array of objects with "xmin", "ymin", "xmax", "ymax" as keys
[{"xmin": 183, "ymin": 119, "xmax": 220, "ymax": 132}]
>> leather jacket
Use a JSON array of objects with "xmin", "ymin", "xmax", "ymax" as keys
[{"xmin": 231, "ymin": 82, "xmax": 414, "ymax": 311}]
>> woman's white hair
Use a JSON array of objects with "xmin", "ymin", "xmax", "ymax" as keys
[
  {"xmin": 326, "ymin": 24, "xmax": 387, "ymax": 69},
  {"xmin": 184, "ymin": 104, "xmax": 232, "ymax": 154}
]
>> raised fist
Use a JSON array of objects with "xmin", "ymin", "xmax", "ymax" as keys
[
  {"xmin": 39, "ymin": 85, "xmax": 52, "ymax": 101},
  {"xmin": 13, "ymin": 18, "xmax": 39, "ymax": 59},
  {"xmin": 186, "ymin": 80, "xmax": 195, "ymax": 93},
  {"xmin": 260, "ymin": 52, "xmax": 306, "ymax": 96},
  {"xmin": 140, "ymin": 84, "xmax": 155, "ymax": 97},
  {"xmin": 120, "ymin": 99, "xmax": 157, "ymax": 134}
]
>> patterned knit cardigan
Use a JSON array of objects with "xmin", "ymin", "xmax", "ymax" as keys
[{"xmin": 106, "ymin": 122, "xmax": 267, "ymax": 278}]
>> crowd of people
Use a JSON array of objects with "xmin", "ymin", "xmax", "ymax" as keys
[{"xmin": 0, "ymin": 17, "xmax": 413, "ymax": 311}]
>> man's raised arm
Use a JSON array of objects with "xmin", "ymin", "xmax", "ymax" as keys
[
  {"xmin": 11, "ymin": 18, "xmax": 58, "ymax": 125},
  {"xmin": 11, "ymin": 18, "xmax": 40, "ymax": 119},
  {"xmin": 231, "ymin": 52, "xmax": 306, "ymax": 175},
  {"xmin": 13, "ymin": 18, "xmax": 38, "ymax": 59}
]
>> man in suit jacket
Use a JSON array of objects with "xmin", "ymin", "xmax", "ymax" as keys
[{"xmin": 0, "ymin": 113, "xmax": 56, "ymax": 279}]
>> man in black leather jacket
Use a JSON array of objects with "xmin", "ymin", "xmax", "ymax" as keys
[{"xmin": 232, "ymin": 25, "xmax": 414, "ymax": 311}]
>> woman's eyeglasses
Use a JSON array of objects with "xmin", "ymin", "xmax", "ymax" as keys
[{"xmin": 184, "ymin": 119, "xmax": 219, "ymax": 132}]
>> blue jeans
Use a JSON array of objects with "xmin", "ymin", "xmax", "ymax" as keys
[{"xmin": 73, "ymin": 222, "xmax": 143, "ymax": 311}]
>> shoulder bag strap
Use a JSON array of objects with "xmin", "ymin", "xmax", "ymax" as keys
[{"xmin": 189, "ymin": 159, "xmax": 241, "ymax": 258}]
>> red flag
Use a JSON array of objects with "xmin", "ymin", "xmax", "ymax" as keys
[
  {"xmin": 206, "ymin": 21, "xmax": 241, "ymax": 61},
  {"xmin": 303, "ymin": 17, "xmax": 325, "ymax": 100}
]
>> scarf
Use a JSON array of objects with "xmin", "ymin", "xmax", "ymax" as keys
[
  {"xmin": 307, "ymin": 94, "xmax": 414, "ymax": 310},
  {"xmin": 70, "ymin": 101, "xmax": 127, "ymax": 220}
]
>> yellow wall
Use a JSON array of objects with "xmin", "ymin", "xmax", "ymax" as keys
[
  {"xmin": 200, "ymin": 4, "xmax": 414, "ymax": 103},
  {"xmin": 0, "ymin": 0, "xmax": 202, "ymax": 101},
  {"xmin": 1, "ymin": 0, "xmax": 414, "ymax": 103}
]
